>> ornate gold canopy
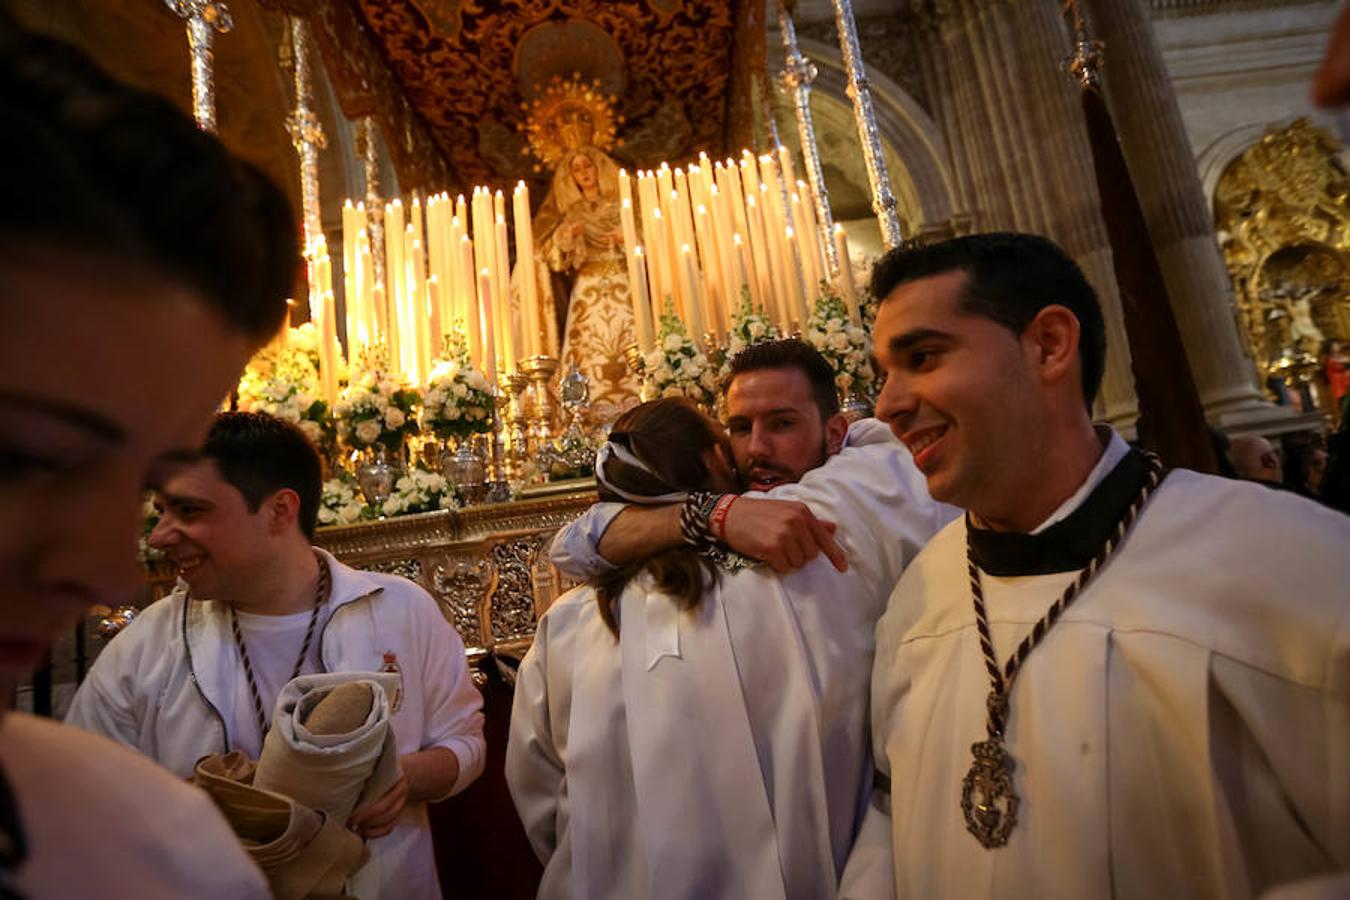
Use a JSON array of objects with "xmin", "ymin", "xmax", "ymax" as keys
[
  {"xmin": 274, "ymin": 0, "xmax": 763, "ymax": 193},
  {"xmin": 1215, "ymin": 119, "xmax": 1350, "ymax": 379}
]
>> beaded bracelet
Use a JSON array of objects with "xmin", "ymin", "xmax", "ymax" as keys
[{"xmin": 679, "ymin": 491, "xmax": 722, "ymax": 550}]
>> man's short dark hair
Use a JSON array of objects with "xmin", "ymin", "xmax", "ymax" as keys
[
  {"xmin": 723, "ymin": 338, "xmax": 841, "ymax": 420},
  {"xmin": 0, "ymin": 22, "xmax": 296, "ymax": 344},
  {"xmin": 870, "ymin": 233, "xmax": 1107, "ymax": 407},
  {"xmin": 204, "ymin": 413, "xmax": 323, "ymax": 540}
]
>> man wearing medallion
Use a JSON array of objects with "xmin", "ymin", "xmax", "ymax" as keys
[
  {"xmin": 842, "ymin": 233, "xmax": 1350, "ymax": 898},
  {"xmin": 67, "ymin": 412, "xmax": 486, "ymax": 899}
]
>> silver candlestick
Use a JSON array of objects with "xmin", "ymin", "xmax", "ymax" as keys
[{"xmin": 165, "ymin": 0, "xmax": 232, "ymax": 133}]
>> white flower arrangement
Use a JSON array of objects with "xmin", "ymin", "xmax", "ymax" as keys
[
  {"xmin": 722, "ymin": 288, "xmax": 783, "ymax": 375},
  {"xmin": 317, "ymin": 476, "xmax": 371, "ymax": 527},
  {"xmin": 379, "ymin": 465, "xmax": 456, "ymax": 517},
  {"xmin": 334, "ymin": 346, "xmax": 422, "ymax": 451},
  {"xmin": 421, "ymin": 334, "xmax": 495, "ymax": 441},
  {"xmin": 805, "ymin": 290, "xmax": 874, "ymax": 397},
  {"xmin": 236, "ymin": 339, "xmax": 335, "ymax": 448},
  {"xmin": 641, "ymin": 307, "xmax": 718, "ymax": 407}
]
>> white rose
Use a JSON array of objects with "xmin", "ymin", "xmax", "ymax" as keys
[
  {"xmin": 299, "ymin": 420, "xmax": 322, "ymax": 444},
  {"xmin": 466, "ymin": 370, "xmax": 488, "ymax": 391},
  {"xmin": 748, "ymin": 320, "xmax": 766, "ymax": 339},
  {"xmin": 354, "ymin": 419, "xmax": 382, "ymax": 445},
  {"xmin": 662, "ymin": 385, "xmax": 683, "ymax": 398},
  {"xmin": 835, "ymin": 372, "xmax": 851, "ymax": 390},
  {"xmin": 829, "ymin": 331, "xmax": 850, "ymax": 352},
  {"xmin": 317, "ymin": 507, "xmax": 336, "ymax": 525},
  {"xmin": 381, "ymin": 496, "xmax": 404, "ymax": 516},
  {"xmin": 384, "ymin": 407, "xmax": 406, "ymax": 429},
  {"xmin": 447, "ymin": 407, "xmax": 461, "ymax": 419},
  {"xmin": 810, "ymin": 331, "xmax": 828, "ymax": 350},
  {"xmin": 453, "ymin": 383, "xmax": 468, "ymax": 399},
  {"xmin": 360, "ymin": 372, "xmax": 377, "ymax": 389},
  {"xmin": 663, "ymin": 333, "xmax": 684, "ymax": 352}
]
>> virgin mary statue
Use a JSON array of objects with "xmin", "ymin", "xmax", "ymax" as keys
[{"xmin": 533, "ymin": 144, "xmax": 640, "ymax": 424}]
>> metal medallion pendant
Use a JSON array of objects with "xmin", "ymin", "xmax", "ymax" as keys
[{"xmin": 961, "ymin": 738, "xmax": 1019, "ymax": 848}]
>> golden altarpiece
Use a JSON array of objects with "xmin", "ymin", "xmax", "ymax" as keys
[{"xmin": 1216, "ymin": 118, "xmax": 1350, "ymax": 425}]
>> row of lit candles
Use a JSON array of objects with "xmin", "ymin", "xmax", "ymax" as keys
[
  {"xmin": 303, "ymin": 147, "xmax": 862, "ymax": 406},
  {"xmin": 617, "ymin": 149, "xmax": 860, "ymax": 349}
]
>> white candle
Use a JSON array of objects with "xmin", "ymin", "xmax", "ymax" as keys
[
  {"xmin": 478, "ymin": 267, "xmax": 498, "ymax": 389},
  {"xmin": 427, "ymin": 275, "xmax": 443, "ymax": 361},
  {"xmin": 732, "ymin": 232, "xmax": 752, "ymax": 305},
  {"xmin": 633, "ymin": 244, "xmax": 656, "ymax": 352},
  {"xmin": 785, "ymin": 226, "xmax": 809, "ymax": 329},
  {"xmin": 461, "ymin": 236, "xmax": 482, "ymax": 368},
  {"xmin": 834, "ymin": 224, "xmax": 861, "ymax": 325},
  {"xmin": 681, "ymin": 243, "xmax": 706, "ymax": 339},
  {"xmin": 494, "ymin": 212, "xmax": 515, "ymax": 372},
  {"xmin": 513, "ymin": 182, "xmax": 540, "ymax": 357}
]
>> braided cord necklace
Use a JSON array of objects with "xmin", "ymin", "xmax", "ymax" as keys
[
  {"xmin": 960, "ymin": 454, "xmax": 1163, "ymax": 849},
  {"xmin": 229, "ymin": 553, "xmax": 331, "ymax": 742}
]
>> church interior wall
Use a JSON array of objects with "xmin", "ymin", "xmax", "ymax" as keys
[{"xmin": 1153, "ymin": 0, "xmax": 1342, "ymax": 199}]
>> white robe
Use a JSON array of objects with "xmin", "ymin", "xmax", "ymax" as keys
[
  {"xmin": 509, "ymin": 434, "xmax": 951, "ymax": 900},
  {"xmin": 847, "ymin": 434, "xmax": 1350, "ymax": 899}
]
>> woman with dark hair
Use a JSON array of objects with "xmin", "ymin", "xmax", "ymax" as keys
[{"xmin": 507, "ymin": 398, "xmax": 891, "ymax": 899}]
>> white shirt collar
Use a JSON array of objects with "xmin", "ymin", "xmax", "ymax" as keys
[{"xmin": 1030, "ymin": 426, "xmax": 1131, "ymax": 534}]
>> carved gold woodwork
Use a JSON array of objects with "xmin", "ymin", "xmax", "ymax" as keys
[{"xmin": 1215, "ymin": 119, "xmax": 1350, "ymax": 389}]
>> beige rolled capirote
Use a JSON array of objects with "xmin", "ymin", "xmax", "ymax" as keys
[{"xmin": 254, "ymin": 672, "xmax": 404, "ymax": 823}]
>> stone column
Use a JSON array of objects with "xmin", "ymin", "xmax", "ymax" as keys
[
  {"xmin": 1083, "ymin": 0, "xmax": 1274, "ymax": 426},
  {"xmin": 928, "ymin": 0, "xmax": 1138, "ymax": 425},
  {"xmin": 908, "ymin": 5, "xmax": 977, "ymax": 217}
]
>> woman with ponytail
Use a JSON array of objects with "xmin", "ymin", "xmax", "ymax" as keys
[{"xmin": 507, "ymin": 397, "xmax": 886, "ymax": 899}]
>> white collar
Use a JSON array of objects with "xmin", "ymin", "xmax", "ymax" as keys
[{"xmin": 1030, "ymin": 426, "xmax": 1130, "ymax": 535}]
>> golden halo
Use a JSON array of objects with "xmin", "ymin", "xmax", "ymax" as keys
[{"xmin": 519, "ymin": 73, "xmax": 623, "ymax": 171}]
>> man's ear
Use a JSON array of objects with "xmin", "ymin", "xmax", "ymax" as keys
[
  {"xmin": 825, "ymin": 413, "xmax": 849, "ymax": 455},
  {"xmin": 265, "ymin": 488, "xmax": 302, "ymax": 536},
  {"xmin": 1023, "ymin": 304, "xmax": 1081, "ymax": 390}
]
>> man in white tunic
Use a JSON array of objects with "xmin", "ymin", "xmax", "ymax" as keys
[
  {"xmin": 509, "ymin": 397, "xmax": 948, "ymax": 899},
  {"xmin": 550, "ymin": 337, "xmax": 950, "ymax": 585},
  {"xmin": 843, "ymin": 233, "xmax": 1350, "ymax": 899},
  {"xmin": 68, "ymin": 412, "xmax": 486, "ymax": 899}
]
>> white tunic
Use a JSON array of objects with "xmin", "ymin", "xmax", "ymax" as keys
[
  {"xmin": 66, "ymin": 551, "xmax": 485, "ymax": 900},
  {"xmin": 510, "ymin": 428, "xmax": 951, "ymax": 900},
  {"xmin": 849, "ymin": 433, "xmax": 1350, "ymax": 899}
]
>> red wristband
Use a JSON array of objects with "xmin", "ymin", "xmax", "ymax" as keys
[{"xmin": 709, "ymin": 493, "xmax": 738, "ymax": 542}]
